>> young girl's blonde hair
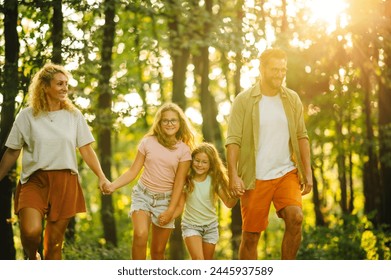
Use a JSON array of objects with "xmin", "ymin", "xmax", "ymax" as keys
[
  {"xmin": 186, "ymin": 142, "xmax": 230, "ymax": 202},
  {"xmin": 146, "ymin": 102, "xmax": 195, "ymax": 150},
  {"xmin": 28, "ymin": 63, "xmax": 76, "ymax": 116}
]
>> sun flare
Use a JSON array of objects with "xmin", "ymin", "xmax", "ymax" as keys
[{"xmin": 308, "ymin": 0, "xmax": 349, "ymax": 31}]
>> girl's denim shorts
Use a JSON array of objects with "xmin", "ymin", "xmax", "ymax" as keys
[
  {"xmin": 181, "ymin": 220, "xmax": 219, "ymax": 244},
  {"xmin": 129, "ymin": 181, "xmax": 175, "ymax": 229}
]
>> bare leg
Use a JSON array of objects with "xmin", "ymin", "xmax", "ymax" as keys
[
  {"xmin": 150, "ymin": 223, "xmax": 172, "ymax": 260},
  {"xmin": 131, "ymin": 210, "xmax": 151, "ymax": 260},
  {"xmin": 44, "ymin": 218, "xmax": 71, "ymax": 260},
  {"xmin": 279, "ymin": 205, "xmax": 303, "ymax": 260},
  {"xmin": 19, "ymin": 208, "xmax": 43, "ymax": 260},
  {"xmin": 202, "ymin": 242, "xmax": 216, "ymax": 260},
  {"xmin": 184, "ymin": 235, "xmax": 204, "ymax": 260},
  {"xmin": 239, "ymin": 231, "xmax": 260, "ymax": 260}
]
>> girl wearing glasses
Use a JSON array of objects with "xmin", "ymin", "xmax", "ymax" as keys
[{"xmin": 103, "ymin": 103, "xmax": 195, "ymax": 260}]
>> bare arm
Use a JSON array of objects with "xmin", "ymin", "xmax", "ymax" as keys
[
  {"xmin": 159, "ymin": 160, "xmax": 191, "ymax": 225},
  {"xmin": 0, "ymin": 148, "xmax": 21, "ymax": 181},
  {"xmin": 226, "ymin": 143, "xmax": 245, "ymax": 195},
  {"xmin": 218, "ymin": 187, "xmax": 239, "ymax": 208},
  {"xmin": 78, "ymin": 143, "xmax": 110, "ymax": 190},
  {"xmin": 78, "ymin": 143, "xmax": 106, "ymax": 179},
  {"xmin": 298, "ymin": 138, "xmax": 313, "ymax": 195},
  {"xmin": 172, "ymin": 191, "xmax": 186, "ymax": 220},
  {"xmin": 107, "ymin": 150, "xmax": 145, "ymax": 193}
]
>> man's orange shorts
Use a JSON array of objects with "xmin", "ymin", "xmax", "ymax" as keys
[
  {"xmin": 240, "ymin": 168, "xmax": 302, "ymax": 233},
  {"xmin": 14, "ymin": 169, "xmax": 86, "ymax": 222}
]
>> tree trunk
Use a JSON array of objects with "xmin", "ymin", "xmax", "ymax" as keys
[
  {"xmin": 51, "ymin": 0, "xmax": 63, "ymax": 64},
  {"xmin": 378, "ymin": 8, "xmax": 391, "ymax": 226},
  {"xmin": 362, "ymin": 70, "xmax": 381, "ymax": 225},
  {"xmin": 132, "ymin": 6, "xmax": 149, "ymax": 128},
  {"xmin": 196, "ymin": 0, "xmax": 223, "ymax": 151},
  {"xmin": 336, "ymin": 118, "xmax": 348, "ymax": 213},
  {"xmin": 311, "ymin": 167, "xmax": 325, "ymax": 226},
  {"xmin": 167, "ymin": 0, "xmax": 190, "ymax": 110},
  {"xmin": 99, "ymin": 0, "xmax": 117, "ymax": 247},
  {"xmin": 229, "ymin": 0, "xmax": 245, "ymax": 260},
  {"xmin": 0, "ymin": 0, "xmax": 19, "ymax": 260}
]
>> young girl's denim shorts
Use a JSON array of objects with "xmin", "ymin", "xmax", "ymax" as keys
[
  {"xmin": 129, "ymin": 181, "xmax": 175, "ymax": 229},
  {"xmin": 181, "ymin": 220, "xmax": 219, "ymax": 244}
]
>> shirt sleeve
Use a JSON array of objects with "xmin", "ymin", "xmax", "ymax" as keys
[
  {"xmin": 226, "ymin": 92, "xmax": 246, "ymax": 147},
  {"xmin": 138, "ymin": 137, "xmax": 147, "ymax": 156},
  {"xmin": 179, "ymin": 144, "xmax": 192, "ymax": 162},
  {"xmin": 294, "ymin": 96, "xmax": 309, "ymax": 140},
  {"xmin": 76, "ymin": 110, "xmax": 95, "ymax": 147},
  {"xmin": 5, "ymin": 109, "xmax": 29, "ymax": 149}
]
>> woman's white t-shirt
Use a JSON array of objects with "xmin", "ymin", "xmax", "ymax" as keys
[{"xmin": 5, "ymin": 107, "xmax": 94, "ymax": 184}]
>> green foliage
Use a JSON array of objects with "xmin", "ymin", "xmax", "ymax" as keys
[
  {"xmin": 3, "ymin": 0, "xmax": 391, "ymax": 260},
  {"xmin": 298, "ymin": 214, "xmax": 391, "ymax": 260},
  {"xmin": 64, "ymin": 241, "xmax": 128, "ymax": 260}
]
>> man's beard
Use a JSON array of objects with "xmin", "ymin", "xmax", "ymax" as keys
[{"xmin": 265, "ymin": 77, "xmax": 283, "ymax": 90}]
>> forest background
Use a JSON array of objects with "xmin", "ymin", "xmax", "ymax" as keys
[{"xmin": 1, "ymin": 0, "xmax": 391, "ymax": 260}]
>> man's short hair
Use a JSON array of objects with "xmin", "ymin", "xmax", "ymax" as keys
[{"xmin": 260, "ymin": 48, "xmax": 287, "ymax": 68}]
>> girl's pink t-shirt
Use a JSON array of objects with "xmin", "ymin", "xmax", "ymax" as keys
[{"xmin": 138, "ymin": 136, "xmax": 191, "ymax": 193}]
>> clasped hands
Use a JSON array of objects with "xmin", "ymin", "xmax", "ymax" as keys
[
  {"xmin": 229, "ymin": 176, "xmax": 245, "ymax": 198},
  {"xmin": 99, "ymin": 178, "xmax": 114, "ymax": 195}
]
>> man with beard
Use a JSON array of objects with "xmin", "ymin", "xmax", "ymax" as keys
[{"xmin": 226, "ymin": 48, "xmax": 313, "ymax": 259}]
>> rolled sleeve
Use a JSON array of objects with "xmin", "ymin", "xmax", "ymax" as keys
[
  {"xmin": 295, "ymin": 99, "xmax": 309, "ymax": 140},
  {"xmin": 226, "ymin": 94, "xmax": 246, "ymax": 147}
]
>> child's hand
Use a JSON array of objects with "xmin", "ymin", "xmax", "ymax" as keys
[
  {"xmin": 102, "ymin": 181, "xmax": 115, "ymax": 195},
  {"xmin": 158, "ymin": 210, "xmax": 174, "ymax": 226},
  {"xmin": 233, "ymin": 185, "xmax": 245, "ymax": 198},
  {"xmin": 99, "ymin": 178, "xmax": 111, "ymax": 194},
  {"xmin": 229, "ymin": 176, "xmax": 245, "ymax": 198}
]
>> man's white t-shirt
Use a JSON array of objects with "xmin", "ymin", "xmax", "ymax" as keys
[{"xmin": 256, "ymin": 94, "xmax": 295, "ymax": 180}]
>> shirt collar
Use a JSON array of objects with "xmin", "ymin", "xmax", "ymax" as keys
[{"xmin": 252, "ymin": 80, "xmax": 287, "ymax": 98}]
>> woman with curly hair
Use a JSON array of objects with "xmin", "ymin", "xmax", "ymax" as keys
[{"xmin": 0, "ymin": 63, "xmax": 109, "ymax": 260}]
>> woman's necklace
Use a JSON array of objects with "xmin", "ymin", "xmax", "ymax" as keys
[{"xmin": 47, "ymin": 111, "xmax": 58, "ymax": 123}]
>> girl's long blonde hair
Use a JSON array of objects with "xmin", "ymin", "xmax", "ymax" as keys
[
  {"xmin": 185, "ymin": 142, "xmax": 230, "ymax": 202},
  {"xmin": 28, "ymin": 63, "xmax": 75, "ymax": 116},
  {"xmin": 146, "ymin": 102, "xmax": 195, "ymax": 150}
]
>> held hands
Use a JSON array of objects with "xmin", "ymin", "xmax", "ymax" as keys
[
  {"xmin": 158, "ymin": 209, "xmax": 174, "ymax": 226},
  {"xmin": 99, "ymin": 178, "xmax": 115, "ymax": 195},
  {"xmin": 229, "ymin": 176, "xmax": 245, "ymax": 198}
]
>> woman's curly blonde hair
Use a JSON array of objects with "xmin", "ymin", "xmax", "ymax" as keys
[{"xmin": 28, "ymin": 63, "xmax": 75, "ymax": 116}]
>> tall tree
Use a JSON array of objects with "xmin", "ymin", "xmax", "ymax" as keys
[
  {"xmin": 166, "ymin": 0, "xmax": 190, "ymax": 109},
  {"xmin": 192, "ymin": 0, "xmax": 223, "ymax": 148},
  {"xmin": 348, "ymin": 0, "xmax": 382, "ymax": 224},
  {"xmin": 0, "ymin": 0, "xmax": 19, "ymax": 260},
  {"xmin": 131, "ymin": 1, "xmax": 148, "ymax": 128},
  {"xmin": 229, "ymin": 0, "xmax": 245, "ymax": 260},
  {"xmin": 98, "ymin": 0, "xmax": 117, "ymax": 246},
  {"xmin": 378, "ymin": 0, "xmax": 391, "ymax": 228},
  {"xmin": 51, "ymin": 0, "xmax": 63, "ymax": 64}
]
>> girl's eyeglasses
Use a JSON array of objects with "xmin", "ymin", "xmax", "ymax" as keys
[{"xmin": 161, "ymin": 119, "xmax": 179, "ymax": 125}]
